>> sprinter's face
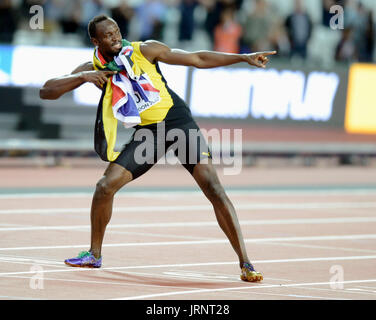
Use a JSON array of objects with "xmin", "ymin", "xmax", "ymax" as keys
[{"xmin": 91, "ymin": 19, "xmax": 122, "ymax": 59}]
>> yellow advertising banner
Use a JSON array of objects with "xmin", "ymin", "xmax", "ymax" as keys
[{"xmin": 345, "ymin": 63, "xmax": 376, "ymax": 134}]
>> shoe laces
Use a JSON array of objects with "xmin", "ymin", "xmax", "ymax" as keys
[
  {"xmin": 77, "ymin": 251, "xmax": 92, "ymax": 258},
  {"xmin": 243, "ymin": 262, "xmax": 256, "ymax": 271}
]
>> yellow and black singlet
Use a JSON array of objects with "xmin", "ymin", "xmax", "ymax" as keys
[
  {"xmin": 94, "ymin": 41, "xmax": 194, "ymax": 162},
  {"xmin": 129, "ymin": 41, "xmax": 192, "ymax": 127}
]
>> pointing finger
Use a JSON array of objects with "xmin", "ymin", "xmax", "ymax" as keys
[{"xmin": 260, "ymin": 51, "xmax": 277, "ymax": 56}]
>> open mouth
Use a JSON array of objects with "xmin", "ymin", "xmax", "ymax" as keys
[{"xmin": 112, "ymin": 41, "xmax": 122, "ymax": 50}]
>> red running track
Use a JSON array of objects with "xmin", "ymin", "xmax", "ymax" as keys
[{"xmin": 0, "ymin": 165, "xmax": 376, "ymax": 300}]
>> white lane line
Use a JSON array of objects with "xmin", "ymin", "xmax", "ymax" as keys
[
  {"xmin": 112, "ymin": 279, "xmax": 376, "ymax": 300},
  {"xmin": 355, "ymin": 285, "xmax": 376, "ymax": 290},
  {"xmin": 106, "ymin": 230, "xmax": 213, "ymax": 241},
  {"xmin": 0, "ymin": 254, "xmax": 375, "ymax": 277},
  {"xmin": 0, "ymin": 224, "xmax": 28, "ymax": 227},
  {"xmin": 1, "ymin": 217, "xmax": 376, "ymax": 232},
  {"xmin": 0, "ymin": 256, "xmax": 64, "ymax": 267},
  {"xmin": 263, "ymin": 241, "xmax": 376, "ymax": 254},
  {"xmin": 1, "ymin": 234, "xmax": 376, "ymax": 252},
  {"xmin": 1, "ymin": 202, "xmax": 376, "ymax": 216},
  {"xmin": 1, "ymin": 189, "xmax": 376, "ymax": 199},
  {"xmin": 0, "ymin": 274, "xmax": 216, "ymax": 291},
  {"xmin": 0, "ymin": 260, "xmax": 62, "ymax": 267},
  {"xmin": 345, "ymin": 288, "xmax": 376, "ymax": 294}
]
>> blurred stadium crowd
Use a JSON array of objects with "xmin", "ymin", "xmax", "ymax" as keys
[{"xmin": 0, "ymin": 0, "xmax": 375, "ymax": 66}]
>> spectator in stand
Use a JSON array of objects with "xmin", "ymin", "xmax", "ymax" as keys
[
  {"xmin": 268, "ymin": 7, "xmax": 290, "ymax": 57},
  {"xmin": 80, "ymin": 0, "xmax": 105, "ymax": 26},
  {"xmin": 61, "ymin": 1, "xmax": 82, "ymax": 34},
  {"xmin": 322, "ymin": 0, "xmax": 334, "ymax": 27},
  {"xmin": 201, "ymin": 0, "xmax": 242, "ymax": 44},
  {"xmin": 343, "ymin": 0, "xmax": 359, "ymax": 28},
  {"xmin": 101, "ymin": 0, "xmax": 134, "ymax": 39},
  {"xmin": 0, "ymin": 0, "xmax": 17, "ymax": 43},
  {"xmin": 335, "ymin": 27, "xmax": 357, "ymax": 62},
  {"xmin": 135, "ymin": 0, "xmax": 167, "ymax": 42},
  {"xmin": 178, "ymin": 0, "xmax": 198, "ymax": 43},
  {"xmin": 362, "ymin": 9, "xmax": 375, "ymax": 62},
  {"xmin": 285, "ymin": 0, "xmax": 313, "ymax": 60},
  {"xmin": 44, "ymin": 0, "xmax": 65, "ymax": 33},
  {"xmin": 213, "ymin": 5, "xmax": 242, "ymax": 53},
  {"xmin": 241, "ymin": 0, "xmax": 274, "ymax": 52},
  {"xmin": 200, "ymin": 0, "xmax": 216, "ymax": 42},
  {"xmin": 355, "ymin": 3, "xmax": 374, "ymax": 62},
  {"xmin": 79, "ymin": 0, "xmax": 107, "ymax": 44},
  {"xmin": 340, "ymin": 0, "xmax": 374, "ymax": 63},
  {"xmin": 109, "ymin": 1, "xmax": 134, "ymax": 39},
  {"xmin": 45, "ymin": 0, "xmax": 82, "ymax": 34}
]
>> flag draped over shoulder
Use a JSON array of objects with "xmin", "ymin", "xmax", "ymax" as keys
[{"xmin": 93, "ymin": 40, "xmax": 161, "ymax": 162}]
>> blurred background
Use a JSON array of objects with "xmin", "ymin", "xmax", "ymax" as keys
[{"xmin": 0, "ymin": 0, "xmax": 376, "ymax": 169}]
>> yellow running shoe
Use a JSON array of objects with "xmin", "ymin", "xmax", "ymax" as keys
[{"xmin": 240, "ymin": 262, "xmax": 263, "ymax": 282}]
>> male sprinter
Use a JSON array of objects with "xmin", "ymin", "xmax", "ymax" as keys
[{"xmin": 40, "ymin": 15, "xmax": 276, "ymax": 282}]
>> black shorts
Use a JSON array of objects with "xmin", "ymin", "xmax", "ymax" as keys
[{"xmin": 113, "ymin": 119, "xmax": 212, "ymax": 180}]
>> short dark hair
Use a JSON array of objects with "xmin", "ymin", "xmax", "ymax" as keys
[{"xmin": 88, "ymin": 15, "xmax": 111, "ymax": 38}]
